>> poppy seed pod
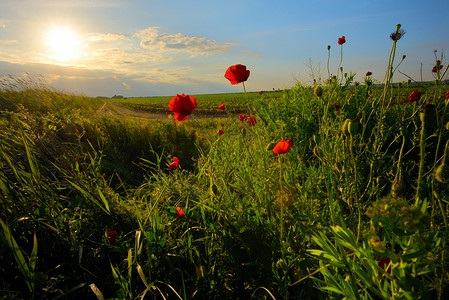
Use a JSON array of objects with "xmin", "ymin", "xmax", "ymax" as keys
[
  {"xmin": 314, "ymin": 85, "xmax": 323, "ymax": 97},
  {"xmin": 342, "ymin": 119, "xmax": 351, "ymax": 135},
  {"xmin": 348, "ymin": 120, "xmax": 359, "ymax": 135}
]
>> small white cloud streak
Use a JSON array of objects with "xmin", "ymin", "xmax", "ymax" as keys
[
  {"xmin": 134, "ymin": 27, "xmax": 236, "ymax": 55},
  {"xmin": 88, "ymin": 33, "xmax": 127, "ymax": 41}
]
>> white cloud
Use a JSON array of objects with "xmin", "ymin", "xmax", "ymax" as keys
[
  {"xmin": 134, "ymin": 27, "xmax": 236, "ymax": 56},
  {"xmin": 89, "ymin": 33, "xmax": 127, "ymax": 41}
]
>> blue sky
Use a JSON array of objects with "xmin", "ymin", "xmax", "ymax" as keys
[{"xmin": 0, "ymin": 0, "xmax": 448, "ymax": 97}]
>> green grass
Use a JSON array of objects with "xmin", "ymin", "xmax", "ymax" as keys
[
  {"xmin": 1, "ymin": 26, "xmax": 449, "ymax": 299},
  {"xmin": 108, "ymin": 90, "xmax": 284, "ymax": 115}
]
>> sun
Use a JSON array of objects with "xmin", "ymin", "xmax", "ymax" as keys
[{"xmin": 46, "ymin": 27, "xmax": 81, "ymax": 61}]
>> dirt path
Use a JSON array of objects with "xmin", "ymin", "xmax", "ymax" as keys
[{"xmin": 97, "ymin": 102, "xmax": 230, "ymax": 121}]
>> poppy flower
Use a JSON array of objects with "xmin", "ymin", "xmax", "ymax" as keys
[
  {"xmin": 446, "ymin": 90, "xmax": 449, "ymax": 99},
  {"xmin": 217, "ymin": 129, "xmax": 224, "ymax": 135},
  {"xmin": 175, "ymin": 206, "xmax": 184, "ymax": 218},
  {"xmin": 107, "ymin": 231, "xmax": 118, "ymax": 244},
  {"xmin": 224, "ymin": 64, "xmax": 250, "ymax": 85},
  {"xmin": 432, "ymin": 65, "xmax": 443, "ymax": 73},
  {"xmin": 338, "ymin": 36, "xmax": 346, "ymax": 45},
  {"xmin": 377, "ymin": 257, "xmax": 392, "ymax": 274},
  {"xmin": 259, "ymin": 91, "xmax": 263, "ymax": 95},
  {"xmin": 169, "ymin": 157, "xmax": 179, "ymax": 171},
  {"xmin": 272, "ymin": 138, "xmax": 293, "ymax": 154},
  {"xmin": 247, "ymin": 116, "xmax": 257, "ymax": 126},
  {"xmin": 334, "ymin": 104, "xmax": 341, "ymax": 114},
  {"xmin": 168, "ymin": 93, "xmax": 197, "ymax": 122},
  {"xmin": 366, "ymin": 71, "xmax": 372, "ymax": 76},
  {"xmin": 218, "ymin": 104, "xmax": 226, "ymax": 111},
  {"xmin": 238, "ymin": 114, "xmax": 248, "ymax": 122},
  {"xmin": 408, "ymin": 90, "xmax": 422, "ymax": 102}
]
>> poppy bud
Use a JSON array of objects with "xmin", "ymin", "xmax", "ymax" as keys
[
  {"xmin": 348, "ymin": 120, "xmax": 359, "ymax": 135},
  {"xmin": 420, "ymin": 104, "xmax": 437, "ymax": 134},
  {"xmin": 314, "ymin": 85, "xmax": 323, "ymax": 97},
  {"xmin": 435, "ymin": 162, "xmax": 449, "ymax": 183},
  {"xmin": 342, "ymin": 119, "xmax": 351, "ymax": 134}
]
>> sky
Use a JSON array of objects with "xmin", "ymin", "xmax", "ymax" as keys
[{"xmin": 0, "ymin": 0, "xmax": 448, "ymax": 97}]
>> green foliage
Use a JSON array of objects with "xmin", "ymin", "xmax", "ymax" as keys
[{"xmin": 1, "ymin": 66, "xmax": 449, "ymax": 299}]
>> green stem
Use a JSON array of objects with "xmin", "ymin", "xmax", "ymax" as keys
[
  {"xmin": 337, "ymin": 45, "xmax": 343, "ymax": 82},
  {"xmin": 350, "ymin": 134, "xmax": 361, "ymax": 242},
  {"xmin": 327, "ymin": 47, "xmax": 331, "ymax": 80},
  {"xmin": 416, "ymin": 116, "xmax": 426, "ymax": 202},
  {"xmin": 278, "ymin": 155, "xmax": 284, "ymax": 254},
  {"xmin": 394, "ymin": 133, "xmax": 406, "ymax": 182}
]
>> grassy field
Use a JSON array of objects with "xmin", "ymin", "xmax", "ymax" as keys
[
  {"xmin": 107, "ymin": 90, "xmax": 284, "ymax": 115},
  {"xmin": 1, "ymin": 31, "xmax": 449, "ymax": 299}
]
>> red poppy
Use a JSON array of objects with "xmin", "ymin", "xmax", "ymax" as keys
[
  {"xmin": 446, "ymin": 90, "xmax": 449, "ymax": 99},
  {"xmin": 169, "ymin": 157, "xmax": 179, "ymax": 171},
  {"xmin": 107, "ymin": 231, "xmax": 118, "ymax": 244},
  {"xmin": 377, "ymin": 257, "xmax": 392, "ymax": 274},
  {"xmin": 247, "ymin": 116, "xmax": 257, "ymax": 126},
  {"xmin": 217, "ymin": 129, "xmax": 224, "ymax": 135},
  {"xmin": 366, "ymin": 71, "xmax": 372, "ymax": 76},
  {"xmin": 259, "ymin": 91, "xmax": 263, "ymax": 95},
  {"xmin": 272, "ymin": 138, "xmax": 292, "ymax": 154},
  {"xmin": 334, "ymin": 104, "xmax": 341, "ymax": 113},
  {"xmin": 168, "ymin": 93, "xmax": 197, "ymax": 122},
  {"xmin": 238, "ymin": 114, "xmax": 248, "ymax": 122},
  {"xmin": 432, "ymin": 65, "xmax": 443, "ymax": 73},
  {"xmin": 175, "ymin": 206, "xmax": 184, "ymax": 218},
  {"xmin": 408, "ymin": 90, "xmax": 422, "ymax": 102},
  {"xmin": 224, "ymin": 64, "xmax": 250, "ymax": 85},
  {"xmin": 338, "ymin": 36, "xmax": 346, "ymax": 45},
  {"xmin": 218, "ymin": 104, "xmax": 226, "ymax": 111}
]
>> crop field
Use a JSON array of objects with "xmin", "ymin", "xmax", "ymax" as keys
[
  {"xmin": 1, "ymin": 26, "xmax": 449, "ymax": 299},
  {"xmin": 107, "ymin": 90, "xmax": 284, "ymax": 115}
]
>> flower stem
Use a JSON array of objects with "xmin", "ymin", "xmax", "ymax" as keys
[
  {"xmin": 416, "ymin": 113, "xmax": 426, "ymax": 202},
  {"xmin": 337, "ymin": 45, "xmax": 343, "ymax": 82}
]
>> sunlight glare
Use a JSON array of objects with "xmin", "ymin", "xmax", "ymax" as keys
[{"xmin": 46, "ymin": 27, "xmax": 81, "ymax": 61}]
